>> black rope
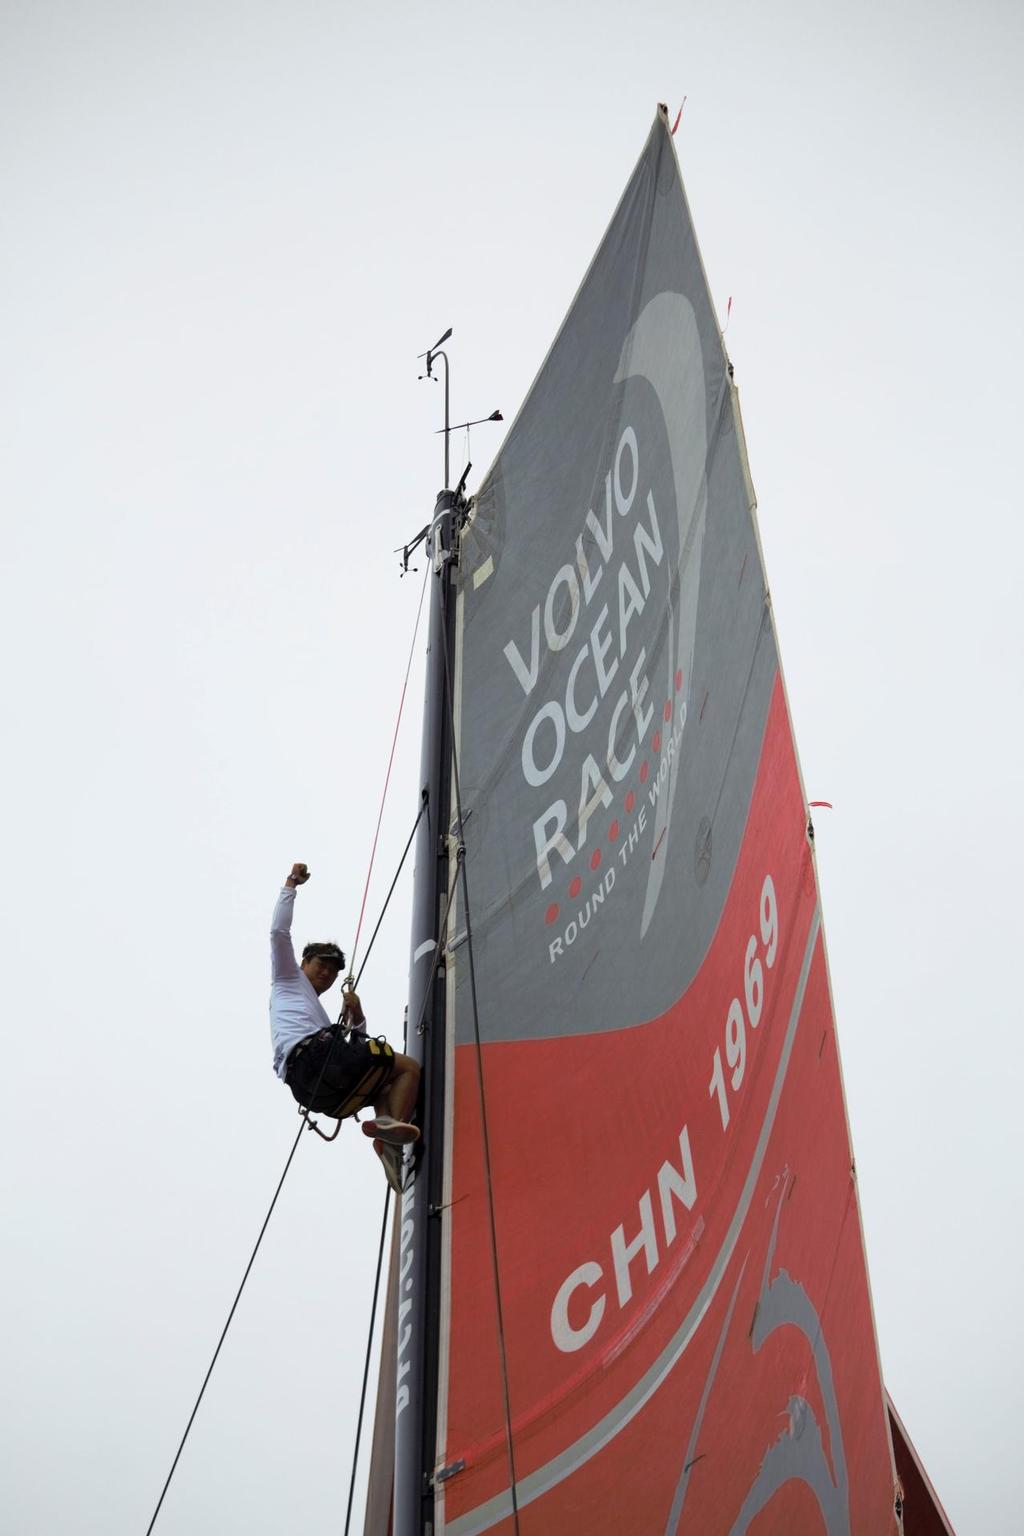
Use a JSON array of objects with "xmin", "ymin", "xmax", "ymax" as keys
[
  {"xmin": 349, "ymin": 797, "xmax": 426, "ymax": 996},
  {"xmin": 143, "ymin": 803, "xmax": 423, "ymax": 1536},
  {"xmin": 144, "ymin": 1122, "xmax": 307, "ymax": 1535},
  {"xmin": 439, "ymin": 608, "xmax": 522, "ymax": 1534},
  {"xmin": 343, "ymin": 1186, "xmax": 391, "ymax": 1536}
]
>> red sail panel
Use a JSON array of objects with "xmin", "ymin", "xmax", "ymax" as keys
[
  {"xmin": 439, "ymin": 680, "xmax": 898, "ymax": 1533},
  {"xmin": 439, "ymin": 111, "xmax": 902, "ymax": 1534}
]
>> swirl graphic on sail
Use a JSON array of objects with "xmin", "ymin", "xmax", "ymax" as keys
[
  {"xmin": 614, "ymin": 290, "xmax": 708, "ymax": 938},
  {"xmin": 666, "ymin": 1174, "xmax": 851, "ymax": 1534}
]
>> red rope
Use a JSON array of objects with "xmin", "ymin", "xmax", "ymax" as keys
[{"xmin": 349, "ymin": 563, "xmax": 430, "ymax": 972}]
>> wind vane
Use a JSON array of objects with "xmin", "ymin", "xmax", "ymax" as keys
[{"xmin": 418, "ymin": 326, "xmax": 502, "ymax": 491}]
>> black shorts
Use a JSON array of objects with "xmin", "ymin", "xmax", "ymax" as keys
[{"xmin": 285, "ymin": 1028, "xmax": 395, "ymax": 1118}]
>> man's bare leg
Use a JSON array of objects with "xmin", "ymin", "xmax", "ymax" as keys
[
  {"xmin": 362, "ymin": 1052, "xmax": 421, "ymax": 1147},
  {"xmin": 375, "ymin": 1053, "xmax": 420, "ymax": 1125}
]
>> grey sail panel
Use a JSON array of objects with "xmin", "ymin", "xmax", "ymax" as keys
[{"xmin": 454, "ymin": 114, "xmax": 775, "ymax": 1044}]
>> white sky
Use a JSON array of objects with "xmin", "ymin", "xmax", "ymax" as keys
[{"xmin": 2, "ymin": 2, "xmax": 1021, "ymax": 1532}]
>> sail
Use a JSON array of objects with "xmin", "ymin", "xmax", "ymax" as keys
[{"xmin": 433, "ymin": 110, "xmax": 904, "ymax": 1534}]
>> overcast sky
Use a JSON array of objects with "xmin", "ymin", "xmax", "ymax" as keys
[{"xmin": 2, "ymin": 2, "xmax": 1021, "ymax": 1532}]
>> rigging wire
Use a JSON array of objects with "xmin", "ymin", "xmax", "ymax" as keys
[
  {"xmin": 349, "ymin": 560, "xmax": 430, "ymax": 977},
  {"xmin": 144, "ymin": 1119, "xmax": 308, "ymax": 1536},
  {"xmin": 348, "ymin": 799, "xmax": 424, "ymax": 997},
  {"xmin": 343, "ymin": 1185, "xmax": 391, "ymax": 1536},
  {"xmin": 438, "ymin": 603, "xmax": 522, "ymax": 1536}
]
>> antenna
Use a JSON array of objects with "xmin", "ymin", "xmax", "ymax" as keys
[
  {"xmin": 417, "ymin": 327, "xmax": 453, "ymax": 488},
  {"xmin": 417, "ymin": 331, "xmax": 502, "ymax": 491}
]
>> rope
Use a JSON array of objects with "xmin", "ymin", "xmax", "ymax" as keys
[
  {"xmin": 438, "ymin": 606, "xmax": 522, "ymax": 1535},
  {"xmin": 349, "ymin": 797, "xmax": 426, "ymax": 997},
  {"xmin": 343, "ymin": 1186, "xmax": 391, "ymax": 1536},
  {"xmin": 143, "ymin": 797, "xmax": 424, "ymax": 1535},
  {"xmin": 349, "ymin": 561, "xmax": 430, "ymax": 975},
  {"xmin": 144, "ymin": 1122, "xmax": 307, "ymax": 1535}
]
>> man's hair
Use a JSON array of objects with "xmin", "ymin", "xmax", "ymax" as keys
[{"xmin": 302, "ymin": 941, "xmax": 346, "ymax": 967}]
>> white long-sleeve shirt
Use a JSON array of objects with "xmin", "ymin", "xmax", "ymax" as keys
[{"xmin": 269, "ymin": 887, "xmax": 334, "ymax": 1078}]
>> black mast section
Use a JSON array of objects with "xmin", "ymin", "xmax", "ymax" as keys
[
  {"xmin": 391, "ymin": 332, "xmax": 500, "ymax": 1534},
  {"xmin": 394, "ymin": 332, "xmax": 461, "ymax": 1536}
]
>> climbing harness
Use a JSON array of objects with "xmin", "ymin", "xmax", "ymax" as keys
[{"xmin": 293, "ymin": 1032, "xmax": 396, "ymax": 1141}]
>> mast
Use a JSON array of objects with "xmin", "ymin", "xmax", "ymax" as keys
[{"xmin": 394, "ymin": 366, "xmax": 463, "ymax": 1532}]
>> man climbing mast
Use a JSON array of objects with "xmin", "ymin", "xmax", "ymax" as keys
[{"xmin": 269, "ymin": 863, "xmax": 420, "ymax": 1192}]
